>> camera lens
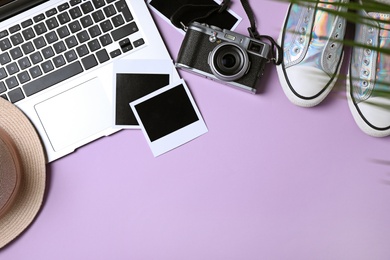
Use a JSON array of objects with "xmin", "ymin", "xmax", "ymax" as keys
[
  {"xmin": 209, "ymin": 43, "xmax": 249, "ymax": 81},
  {"xmin": 222, "ymin": 54, "xmax": 236, "ymax": 68}
]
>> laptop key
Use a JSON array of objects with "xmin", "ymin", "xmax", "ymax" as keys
[
  {"xmin": 0, "ymin": 30, "xmax": 8, "ymax": 39},
  {"xmin": 21, "ymin": 19, "xmax": 33, "ymax": 28},
  {"xmin": 18, "ymin": 57, "xmax": 31, "ymax": 69},
  {"xmin": 58, "ymin": 3, "xmax": 70, "ymax": 12},
  {"xmin": 133, "ymin": 38, "xmax": 145, "ymax": 48},
  {"xmin": 80, "ymin": 15, "xmax": 93, "ymax": 28},
  {"xmin": 57, "ymin": 26, "xmax": 70, "ymax": 38},
  {"xmin": 33, "ymin": 36, "xmax": 47, "ymax": 49},
  {"xmin": 33, "ymin": 14, "xmax": 45, "ymax": 23},
  {"xmin": 81, "ymin": 2, "xmax": 94, "ymax": 14},
  {"xmin": 53, "ymin": 41, "xmax": 66, "ymax": 54},
  {"xmin": 99, "ymin": 34, "xmax": 112, "ymax": 46},
  {"xmin": 30, "ymin": 51, "xmax": 43, "ymax": 64},
  {"xmin": 53, "ymin": 55, "xmax": 66, "ymax": 68},
  {"xmin": 65, "ymin": 35, "xmax": 78, "ymax": 48},
  {"xmin": 0, "ymin": 52, "xmax": 11, "ymax": 65},
  {"xmin": 111, "ymin": 14, "xmax": 124, "ymax": 27},
  {"xmin": 69, "ymin": 20, "xmax": 82, "ymax": 33},
  {"xmin": 46, "ymin": 17, "xmax": 59, "ymax": 30},
  {"xmin": 119, "ymin": 38, "xmax": 132, "ymax": 52},
  {"xmin": 96, "ymin": 49, "xmax": 109, "ymax": 63},
  {"xmin": 23, "ymin": 61, "xmax": 83, "ymax": 96},
  {"xmin": 10, "ymin": 47, "xmax": 23, "ymax": 60},
  {"xmin": 34, "ymin": 22, "xmax": 47, "ymax": 35},
  {"xmin": 76, "ymin": 44, "xmax": 89, "ymax": 57},
  {"xmin": 92, "ymin": 10, "xmax": 105, "ymax": 23},
  {"xmin": 0, "ymin": 38, "xmax": 12, "ymax": 51},
  {"xmin": 115, "ymin": 0, "xmax": 133, "ymax": 22},
  {"xmin": 70, "ymin": 0, "xmax": 81, "ymax": 6},
  {"xmin": 100, "ymin": 20, "xmax": 113, "ymax": 33},
  {"xmin": 103, "ymin": 5, "xmax": 116, "ymax": 17},
  {"xmin": 9, "ymin": 25, "xmax": 21, "ymax": 34},
  {"xmin": 6, "ymin": 62, "xmax": 19, "ymax": 75},
  {"xmin": 58, "ymin": 12, "xmax": 71, "ymax": 25},
  {"xmin": 22, "ymin": 42, "xmax": 35, "ymax": 54},
  {"xmin": 22, "ymin": 28, "xmax": 35, "ymax": 40},
  {"xmin": 17, "ymin": 71, "xmax": 31, "ymax": 84},
  {"xmin": 109, "ymin": 49, "xmax": 121, "ymax": 58},
  {"xmin": 0, "ymin": 68, "xmax": 7, "ymax": 79},
  {"xmin": 6, "ymin": 76, "xmax": 18, "ymax": 89},
  {"xmin": 8, "ymin": 88, "xmax": 24, "ymax": 103},
  {"xmin": 77, "ymin": 31, "xmax": 90, "ymax": 43},
  {"xmin": 45, "ymin": 32, "xmax": 58, "ymax": 44},
  {"xmin": 10, "ymin": 33, "xmax": 24, "ymax": 46},
  {"xmin": 81, "ymin": 54, "xmax": 98, "ymax": 70},
  {"xmin": 88, "ymin": 25, "xmax": 101, "ymax": 38},
  {"xmin": 64, "ymin": 49, "xmax": 77, "ymax": 62},
  {"xmin": 41, "ymin": 60, "xmax": 54, "ymax": 73},
  {"xmin": 46, "ymin": 8, "xmax": 58, "ymax": 17},
  {"xmin": 0, "ymin": 82, "xmax": 6, "ymax": 93},
  {"xmin": 69, "ymin": 6, "xmax": 83, "ymax": 20},
  {"xmin": 111, "ymin": 22, "xmax": 138, "ymax": 41},
  {"xmin": 92, "ymin": 0, "xmax": 105, "ymax": 9},
  {"xmin": 87, "ymin": 39, "xmax": 101, "ymax": 51},
  {"xmin": 29, "ymin": 66, "xmax": 42, "ymax": 78}
]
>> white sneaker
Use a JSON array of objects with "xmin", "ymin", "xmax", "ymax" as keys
[
  {"xmin": 277, "ymin": 0, "xmax": 348, "ymax": 107},
  {"xmin": 347, "ymin": 3, "xmax": 390, "ymax": 137}
]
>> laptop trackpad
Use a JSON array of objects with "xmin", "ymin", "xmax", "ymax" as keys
[{"xmin": 35, "ymin": 78, "xmax": 112, "ymax": 152}]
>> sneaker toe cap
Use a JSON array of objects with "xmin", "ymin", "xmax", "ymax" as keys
[
  {"xmin": 285, "ymin": 66, "xmax": 332, "ymax": 98},
  {"xmin": 357, "ymin": 97, "xmax": 390, "ymax": 129}
]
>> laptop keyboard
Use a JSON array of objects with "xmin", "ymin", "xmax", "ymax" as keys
[{"xmin": 0, "ymin": 0, "xmax": 145, "ymax": 103}]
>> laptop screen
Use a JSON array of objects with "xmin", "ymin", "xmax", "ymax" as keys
[{"xmin": 0, "ymin": 0, "xmax": 47, "ymax": 22}]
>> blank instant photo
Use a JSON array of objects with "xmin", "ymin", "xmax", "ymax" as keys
[
  {"xmin": 130, "ymin": 80, "xmax": 208, "ymax": 157},
  {"xmin": 148, "ymin": 0, "xmax": 241, "ymax": 34},
  {"xmin": 113, "ymin": 59, "xmax": 174, "ymax": 128}
]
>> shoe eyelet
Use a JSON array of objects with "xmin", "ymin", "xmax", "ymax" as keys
[
  {"xmin": 293, "ymin": 46, "xmax": 300, "ymax": 54},
  {"xmin": 362, "ymin": 80, "xmax": 368, "ymax": 87},
  {"xmin": 367, "ymin": 39, "xmax": 373, "ymax": 45},
  {"xmin": 335, "ymin": 33, "xmax": 339, "ymax": 39},
  {"xmin": 304, "ymin": 16, "xmax": 309, "ymax": 23},
  {"xmin": 298, "ymin": 36, "xmax": 305, "ymax": 43},
  {"xmin": 299, "ymin": 27, "xmax": 306, "ymax": 34},
  {"xmin": 327, "ymin": 53, "xmax": 333, "ymax": 60},
  {"xmin": 330, "ymin": 43, "xmax": 337, "ymax": 49},
  {"xmin": 363, "ymin": 58, "xmax": 370, "ymax": 65},
  {"xmin": 365, "ymin": 49, "xmax": 372, "ymax": 55},
  {"xmin": 362, "ymin": 70, "xmax": 370, "ymax": 76},
  {"xmin": 338, "ymin": 23, "xmax": 342, "ymax": 29},
  {"xmin": 368, "ymin": 27, "xmax": 374, "ymax": 33}
]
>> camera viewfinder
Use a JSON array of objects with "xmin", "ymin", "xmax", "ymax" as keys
[{"xmin": 248, "ymin": 41, "xmax": 263, "ymax": 54}]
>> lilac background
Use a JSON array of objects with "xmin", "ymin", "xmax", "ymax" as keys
[{"xmin": 2, "ymin": 0, "xmax": 390, "ymax": 259}]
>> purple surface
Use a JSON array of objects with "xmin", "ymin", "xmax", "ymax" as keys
[{"xmin": 2, "ymin": 0, "xmax": 390, "ymax": 259}]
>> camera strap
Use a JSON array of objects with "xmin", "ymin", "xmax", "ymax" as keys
[{"xmin": 170, "ymin": 0, "xmax": 283, "ymax": 65}]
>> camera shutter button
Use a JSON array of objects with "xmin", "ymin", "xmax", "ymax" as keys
[{"xmin": 209, "ymin": 31, "xmax": 218, "ymax": 43}]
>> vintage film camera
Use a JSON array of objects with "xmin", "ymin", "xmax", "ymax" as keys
[{"xmin": 175, "ymin": 22, "xmax": 272, "ymax": 93}]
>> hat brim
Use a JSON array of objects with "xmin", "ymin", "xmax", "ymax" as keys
[{"xmin": 0, "ymin": 98, "xmax": 46, "ymax": 249}]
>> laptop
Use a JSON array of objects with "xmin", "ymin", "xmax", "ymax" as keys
[{"xmin": 0, "ymin": 0, "xmax": 178, "ymax": 162}]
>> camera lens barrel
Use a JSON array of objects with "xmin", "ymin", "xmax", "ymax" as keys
[{"xmin": 209, "ymin": 43, "xmax": 250, "ymax": 82}]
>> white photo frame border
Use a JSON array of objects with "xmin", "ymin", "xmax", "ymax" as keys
[{"xmin": 130, "ymin": 79, "xmax": 208, "ymax": 157}]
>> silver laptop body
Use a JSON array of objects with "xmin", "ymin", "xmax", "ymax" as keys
[{"xmin": 0, "ymin": 0, "xmax": 177, "ymax": 162}]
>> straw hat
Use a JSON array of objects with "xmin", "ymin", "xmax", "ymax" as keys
[{"xmin": 0, "ymin": 98, "xmax": 46, "ymax": 248}]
